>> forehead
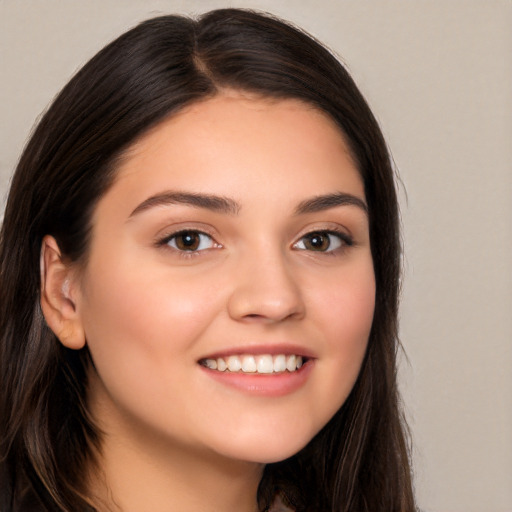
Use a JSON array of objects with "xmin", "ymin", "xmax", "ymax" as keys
[{"xmin": 101, "ymin": 93, "xmax": 364, "ymax": 216}]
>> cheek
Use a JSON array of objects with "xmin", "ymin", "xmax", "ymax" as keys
[
  {"xmin": 305, "ymin": 259, "xmax": 375, "ymax": 404},
  {"xmin": 312, "ymin": 259, "xmax": 376, "ymax": 343},
  {"xmin": 77, "ymin": 259, "xmax": 225, "ymax": 405},
  {"xmin": 81, "ymin": 258, "xmax": 220, "ymax": 347},
  {"xmin": 78, "ymin": 260, "xmax": 229, "ymax": 440}
]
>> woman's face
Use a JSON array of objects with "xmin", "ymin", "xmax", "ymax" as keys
[{"xmin": 74, "ymin": 93, "xmax": 375, "ymax": 464}]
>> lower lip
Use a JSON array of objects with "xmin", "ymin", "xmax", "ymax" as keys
[{"xmin": 198, "ymin": 360, "xmax": 314, "ymax": 397}]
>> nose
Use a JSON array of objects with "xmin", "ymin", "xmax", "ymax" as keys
[{"xmin": 227, "ymin": 248, "xmax": 305, "ymax": 323}]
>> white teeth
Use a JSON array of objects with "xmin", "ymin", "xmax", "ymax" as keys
[
  {"xmin": 256, "ymin": 355, "xmax": 274, "ymax": 374},
  {"xmin": 204, "ymin": 359, "xmax": 217, "ymax": 370},
  {"xmin": 273, "ymin": 354, "xmax": 287, "ymax": 373},
  {"xmin": 202, "ymin": 354, "xmax": 306, "ymax": 374},
  {"xmin": 286, "ymin": 354, "xmax": 297, "ymax": 372},
  {"xmin": 241, "ymin": 355, "xmax": 257, "ymax": 373},
  {"xmin": 227, "ymin": 355, "xmax": 242, "ymax": 372}
]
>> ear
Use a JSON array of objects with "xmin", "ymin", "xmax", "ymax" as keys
[{"xmin": 40, "ymin": 235, "xmax": 86, "ymax": 350}]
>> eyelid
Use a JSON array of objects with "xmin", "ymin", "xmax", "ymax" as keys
[{"xmin": 154, "ymin": 221, "xmax": 218, "ymax": 242}]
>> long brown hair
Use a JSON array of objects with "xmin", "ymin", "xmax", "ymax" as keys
[{"xmin": 0, "ymin": 9, "xmax": 415, "ymax": 511}]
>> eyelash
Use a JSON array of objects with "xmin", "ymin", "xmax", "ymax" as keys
[
  {"xmin": 156, "ymin": 228, "xmax": 353, "ymax": 258},
  {"xmin": 293, "ymin": 229, "xmax": 353, "ymax": 255},
  {"xmin": 157, "ymin": 229, "xmax": 220, "ymax": 258}
]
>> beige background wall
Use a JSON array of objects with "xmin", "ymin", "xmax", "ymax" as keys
[{"xmin": 1, "ymin": 1, "xmax": 511, "ymax": 510}]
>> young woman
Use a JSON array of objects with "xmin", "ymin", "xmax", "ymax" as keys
[{"xmin": 0, "ymin": 8, "xmax": 416, "ymax": 512}]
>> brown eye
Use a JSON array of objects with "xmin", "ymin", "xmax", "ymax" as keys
[
  {"xmin": 294, "ymin": 231, "xmax": 348, "ymax": 252},
  {"xmin": 303, "ymin": 233, "xmax": 330, "ymax": 251},
  {"xmin": 166, "ymin": 231, "xmax": 214, "ymax": 251}
]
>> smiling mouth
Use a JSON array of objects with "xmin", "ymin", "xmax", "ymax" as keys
[{"xmin": 199, "ymin": 354, "xmax": 307, "ymax": 374}]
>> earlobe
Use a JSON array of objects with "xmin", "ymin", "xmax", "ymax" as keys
[{"xmin": 40, "ymin": 235, "xmax": 86, "ymax": 350}]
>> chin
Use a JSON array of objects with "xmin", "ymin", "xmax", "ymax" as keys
[{"xmin": 210, "ymin": 426, "xmax": 319, "ymax": 465}]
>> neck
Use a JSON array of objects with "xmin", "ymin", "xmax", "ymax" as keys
[{"xmin": 90, "ymin": 439, "xmax": 263, "ymax": 512}]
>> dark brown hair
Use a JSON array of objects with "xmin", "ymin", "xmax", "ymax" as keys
[{"xmin": 0, "ymin": 9, "xmax": 415, "ymax": 511}]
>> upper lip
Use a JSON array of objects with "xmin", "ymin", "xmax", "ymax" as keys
[{"xmin": 198, "ymin": 343, "xmax": 317, "ymax": 361}]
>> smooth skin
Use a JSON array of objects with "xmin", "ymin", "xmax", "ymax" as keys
[{"xmin": 41, "ymin": 91, "xmax": 375, "ymax": 512}]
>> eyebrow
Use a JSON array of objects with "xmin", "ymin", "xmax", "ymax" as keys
[
  {"xmin": 129, "ymin": 191, "xmax": 241, "ymax": 217},
  {"xmin": 294, "ymin": 192, "xmax": 368, "ymax": 216},
  {"xmin": 128, "ymin": 190, "xmax": 367, "ymax": 218}
]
